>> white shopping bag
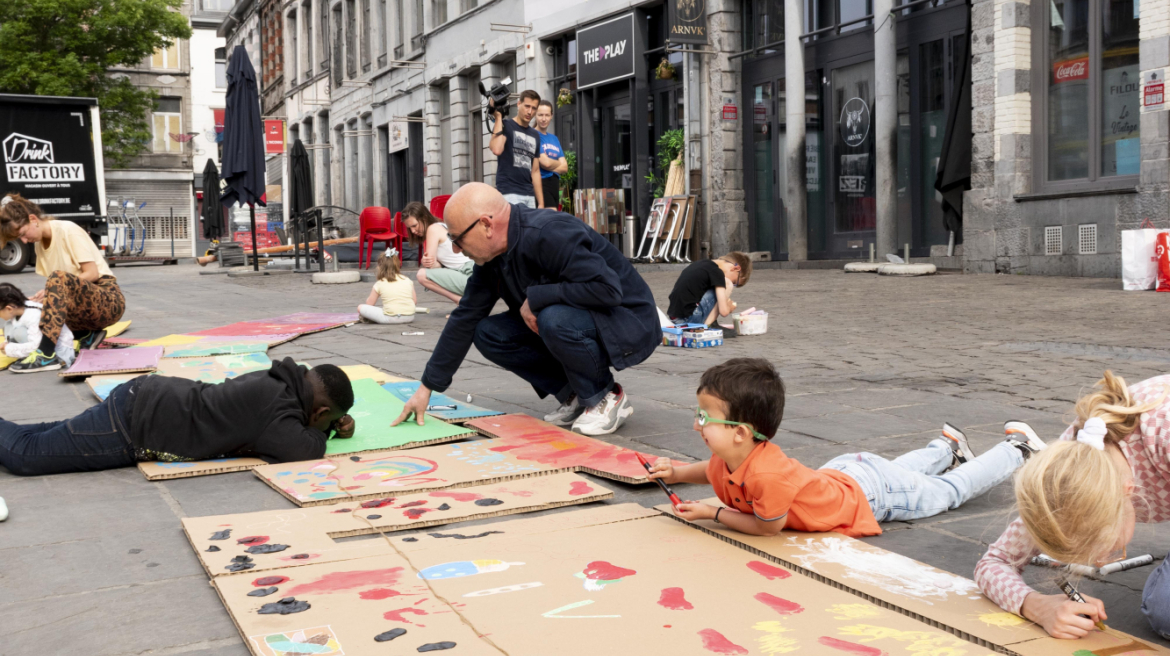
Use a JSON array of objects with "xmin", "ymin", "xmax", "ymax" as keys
[{"xmin": 1122, "ymin": 228, "xmax": 1164, "ymax": 290}]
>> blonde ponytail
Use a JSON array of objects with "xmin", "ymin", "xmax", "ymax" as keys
[{"xmin": 1073, "ymin": 371, "xmax": 1162, "ymax": 444}]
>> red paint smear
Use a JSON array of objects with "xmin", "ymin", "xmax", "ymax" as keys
[
  {"xmin": 657, "ymin": 587, "xmax": 694, "ymax": 610},
  {"xmin": 252, "ymin": 576, "xmax": 288, "ymax": 587},
  {"xmin": 399, "ymin": 500, "xmax": 427, "ymax": 508},
  {"xmin": 746, "ymin": 560, "xmax": 791, "ymax": 580},
  {"xmin": 429, "ymin": 491, "xmax": 482, "ymax": 502},
  {"xmin": 754, "ymin": 592, "xmax": 804, "ymax": 615},
  {"xmin": 818, "ymin": 637, "xmax": 888, "ymax": 656},
  {"xmin": 582, "ymin": 561, "xmax": 637, "ymax": 581},
  {"xmin": 286, "ymin": 567, "xmax": 404, "ymax": 596},
  {"xmin": 332, "ymin": 508, "xmax": 353, "ymax": 513},
  {"xmin": 383, "ymin": 607, "xmax": 428, "ymax": 624},
  {"xmin": 697, "ymin": 629, "xmax": 748, "ymax": 655},
  {"xmin": 236, "ymin": 535, "xmax": 269, "ymax": 545},
  {"xmin": 404, "ymin": 507, "xmax": 432, "ymax": 519},
  {"xmin": 359, "ymin": 588, "xmax": 402, "ymax": 600},
  {"xmin": 361, "ymin": 498, "xmax": 396, "ymax": 508},
  {"xmin": 569, "ymin": 481, "xmax": 594, "ymax": 496}
]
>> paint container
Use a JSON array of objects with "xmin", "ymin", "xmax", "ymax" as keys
[
  {"xmin": 428, "ymin": 405, "xmax": 457, "ymax": 411},
  {"xmin": 402, "ymin": 331, "xmax": 425, "ymax": 336}
]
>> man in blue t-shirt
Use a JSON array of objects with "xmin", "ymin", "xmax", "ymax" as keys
[
  {"xmin": 535, "ymin": 100, "xmax": 567, "ymax": 210},
  {"xmin": 489, "ymin": 89, "xmax": 544, "ymax": 208}
]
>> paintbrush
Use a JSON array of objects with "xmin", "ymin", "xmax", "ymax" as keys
[
  {"xmin": 1058, "ymin": 578, "xmax": 1107, "ymax": 631},
  {"xmin": 635, "ymin": 452, "xmax": 681, "ymax": 508}
]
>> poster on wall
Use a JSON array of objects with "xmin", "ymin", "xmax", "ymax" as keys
[
  {"xmin": 1142, "ymin": 69, "xmax": 1165, "ymax": 113},
  {"xmin": 576, "ymin": 13, "xmax": 636, "ymax": 90},
  {"xmin": 388, "ymin": 121, "xmax": 408, "ymax": 153},
  {"xmin": 0, "ymin": 98, "xmax": 102, "ymax": 218},
  {"xmin": 1103, "ymin": 65, "xmax": 1140, "ymax": 176},
  {"xmin": 667, "ymin": 0, "xmax": 708, "ymax": 44}
]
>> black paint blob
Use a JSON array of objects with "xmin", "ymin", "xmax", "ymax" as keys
[
  {"xmin": 374, "ymin": 628, "xmax": 408, "ymax": 642},
  {"xmin": 206, "ymin": 546, "xmax": 221, "ymax": 552},
  {"xmin": 226, "ymin": 562, "xmax": 255, "ymax": 572},
  {"xmin": 291, "ymin": 553, "xmax": 310, "ymax": 559},
  {"xmin": 436, "ymin": 504, "xmax": 451, "ymax": 511},
  {"xmin": 417, "ymin": 642, "xmax": 457, "ymax": 652},
  {"xmin": 350, "ymin": 455, "xmax": 362, "ymax": 461},
  {"xmin": 258, "ymin": 597, "xmax": 311, "ymax": 615},
  {"xmin": 401, "ymin": 537, "xmax": 418, "ymax": 542},
  {"xmin": 366, "ymin": 514, "xmax": 382, "ymax": 520},
  {"xmin": 427, "ymin": 531, "xmax": 504, "ymax": 540},
  {"xmin": 473, "ymin": 498, "xmax": 503, "ymax": 507},
  {"xmin": 247, "ymin": 586, "xmax": 278, "ymax": 597},
  {"xmin": 210, "ymin": 529, "xmax": 232, "ymax": 540},
  {"xmin": 246, "ymin": 543, "xmax": 289, "ymax": 555},
  {"xmin": 253, "ymin": 576, "xmax": 287, "ymax": 586},
  {"xmin": 231, "ymin": 555, "xmax": 253, "ymax": 563}
]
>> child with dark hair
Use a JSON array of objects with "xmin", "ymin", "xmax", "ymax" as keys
[
  {"xmin": 667, "ymin": 252, "xmax": 753, "ymax": 326},
  {"xmin": 0, "ymin": 282, "xmax": 76, "ymax": 367},
  {"xmin": 649, "ymin": 357, "xmax": 1046, "ymax": 537}
]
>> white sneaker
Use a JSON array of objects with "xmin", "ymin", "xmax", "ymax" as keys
[
  {"xmin": 1004, "ymin": 421, "xmax": 1046, "ymax": 458},
  {"xmin": 572, "ymin": 385, "xmax": 633, "ymax": 436},
  {"xmin": 544, "ymin": 395, "xmax": 584, "ymax": 426},
  {"xmin": 0, "ymin": 497, "xmax": 8, "ymax": 522}
]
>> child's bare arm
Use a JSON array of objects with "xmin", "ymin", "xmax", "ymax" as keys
[
  {"xmin": 714, "ymin": 284, "xmax": 736, "ymax": 317},
  {"xmin": 649, "ymin": 457, "xmax": 708, "ymax": 485},
  {"xmin": 364, "ymin": 287, "xmax": 380, "ymax": 306},
  {"xmin": 674, "ymin": 503, "xmax": 787, "ymax": 536}
]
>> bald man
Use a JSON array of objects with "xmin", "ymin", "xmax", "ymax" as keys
[{"xmin": 392, "ymin": 183, "xmax": 660, "ymax": 436}]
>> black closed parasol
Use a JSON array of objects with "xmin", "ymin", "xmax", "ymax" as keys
[{"xmin": 220, "ymin": 44, "xmax": 266, "ymax": 270}]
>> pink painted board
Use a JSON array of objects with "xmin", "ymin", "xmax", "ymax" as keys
[
  {"xmin": 466, "ymin": 414, "xmax": 686, "ymax": 484},
  {"xmin": 188, "ymin": 313, "xmax": 357, "ymax": 337},
  {"xmin": 60, "ymin": 346, "xmax": 164, "ymax": 378}
]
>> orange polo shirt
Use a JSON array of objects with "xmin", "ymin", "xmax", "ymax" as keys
[{"xmin": 706, "ymin": 441, "xmax": 881, "ymax": 538}]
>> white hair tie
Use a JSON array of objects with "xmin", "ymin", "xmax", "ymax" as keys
[
  {"xmin": 385, "ymin": 247, "xmax": 398, "ymax": 258},
  {"xmin": 0, "ymin": 196, "xmax": 11, "ymax": 207},
  {"xmin": 1077, "ymin": 416, "xmax": 1108, "ymax": 451}
]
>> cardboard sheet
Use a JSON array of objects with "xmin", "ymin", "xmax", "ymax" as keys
[
  {"xmin": 183, "ymin": 472, "xmax": 612, "ymax": 577},
  {"xmin": 382, "ymin": 380, "xmax": 504, "ymax": 423},
  {"xmin": 59, "ymin": 345, "xmax": 163, "ymax": 378},
  {"xmin": 190, "ymin": 312, "xmax": 357, "ymax": 337},
  {"xmin": 325, "ymin": 379, "xmax": 474, "ymax": 456},
  {"xmin": 138, "ymin": 458, "xmax": 268, "ymax": 480},
  {"xmin": 163, "ymin": 340, "xmax": 274, "ymax": 358},
  {"xmin": 339, "ymin": 364, "xmax": 406, "ymax": 384},
  {"xmin": 466, "ymin": 414, "xmax": 683, "ymax": 483},
  {"xmin": 253, "ymin": 439, "xmax": 561, "ymax": 506},
  {"xmin": 85, "ymin": 353, "xmax": 275, "ymax": 400}
]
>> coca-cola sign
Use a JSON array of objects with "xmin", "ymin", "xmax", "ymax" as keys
[{"xmin": 1054, "ymin": 57, "xmax": 1089, "ymax": 83}]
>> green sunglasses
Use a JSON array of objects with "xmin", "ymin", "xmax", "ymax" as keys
[{"xmin": 695, "ymin": 408, "xmax": 768, "ymax": 441}]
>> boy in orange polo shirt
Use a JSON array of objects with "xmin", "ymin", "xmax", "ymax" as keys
[{"xmin": 649, "ymin": 358, "xmax": 1045, "ymax": 537}]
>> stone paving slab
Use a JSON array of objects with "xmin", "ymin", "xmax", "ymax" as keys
[{"xmin": 3, "ymin": 264, "xmax": 1170, "ymax": 653}]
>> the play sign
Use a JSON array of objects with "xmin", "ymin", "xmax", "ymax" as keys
[
  {"xmin": 576, "ymin": 13, "xmax": 636, "ymax": 90},
  {"xmin": 264, "ymin": 119, "xmax": 285, "ymax": 154}
]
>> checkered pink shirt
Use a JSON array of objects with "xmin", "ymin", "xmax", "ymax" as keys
[{"xmin": 975, "ymin": 375, "xmax": 1170, "ymax": 615}]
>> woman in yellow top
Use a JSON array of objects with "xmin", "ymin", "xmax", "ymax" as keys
[{"xmin": 0, "ymin": 194, "xmax": 125, "ymax": 372}]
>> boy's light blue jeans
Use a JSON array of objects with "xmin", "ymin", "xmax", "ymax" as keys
[
  {"xmin": 673, "ymin": 288, "xmax": 719, "ymax": 325},
  {"xmin": 820, "ymin": 439, "xmax": 1023, "ymax": 522},
  {"xmin": 1142, "ymin": 555, "xmax": 1170, "ymax": 638}
]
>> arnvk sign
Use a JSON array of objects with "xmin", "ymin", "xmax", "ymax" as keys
[
  {"xmin": 3, "ymin": 132, "xmax": 85, "ymax": 182},
  {"xmin": 668, "ymin": 0, "xmax": 708, "ymax": 45},
  {"xmin": 577, "ymin": 14, "xmax": 637, "ymax": 90}
]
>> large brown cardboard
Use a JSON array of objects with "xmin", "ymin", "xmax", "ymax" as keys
[
  {"xmin": 252, "ymin": 439, "xmax": 565, "ymax": 506},
  {"xmin": 183, "ymin": 472, "xmax": 613, "ymax": 577},
  {"xmin": 138, "ymin": 458, "xmax": 267, "ymax": 480}
]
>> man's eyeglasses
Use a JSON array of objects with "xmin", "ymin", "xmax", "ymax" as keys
[
  {"xmin": 449, "ymin": 215, "xmax": 488, "ymax": 250},
  {"xmin": 694, "ymin": 408, "xmax": 767, "ymax": 441}
]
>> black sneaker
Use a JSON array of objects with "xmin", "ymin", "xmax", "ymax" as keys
[
  {"xmin": 10, "ymin": 350, "xmax": 63, "ymax": 373},
  {"xmin": 77, "ymin": 330, "xmax": 107, "ymax": 350},
  {"xmin": 941, "ymin": 422, "xmax": 975, "ymax": 465}
]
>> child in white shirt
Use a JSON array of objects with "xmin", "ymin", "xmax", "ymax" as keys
[
  {"xmin": 357, "ymin": 248, "xmax": 416, "ymax": 325},
  {"xmin": 0, "ymin": 283, "xmax": 75, "ymax": 367}
]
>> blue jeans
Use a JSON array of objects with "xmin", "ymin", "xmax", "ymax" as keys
[
  {"xmin": 0, "ymin": 380, "xmax": 137, "ymax": 476},
  {"xmin": 1142, "ymin": 554, "xmax": 1170, "ymax": 638},
  {"xmin": 472, "ymin": 305, "xmax": 614, "ymax": 408},
  {"xmin": 820, "ymin": 439, "xmax": 1023, "ymax": 521},
  {"xmin": 673, "ymin": 289, "xmax": 718, "ymax": 325},
  {"xmin": 503, "ymin": 194, "xmax": 536, "ymax": 208}
]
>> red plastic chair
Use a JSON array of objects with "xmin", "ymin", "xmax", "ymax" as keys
[
  {"xmin": 358, "ymin": 206, "xmax": 399, "ymax": 269},
  {"xmin": 429, "ymin": 194, "xmax": 451, "ymax": 219}
]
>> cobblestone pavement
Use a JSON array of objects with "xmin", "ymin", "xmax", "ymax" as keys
[{"xmin": 2, "ymin": 263, "xmax": 1168, "ymax": 654}]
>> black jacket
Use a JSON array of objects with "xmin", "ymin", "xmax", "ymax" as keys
[
  {"xmin": 421, "ymin": 204, "xmax": 660, "ymax": 393},
  {"xmin": 129, "ymin": 357, "xmax": 327, "ymax": 463}
]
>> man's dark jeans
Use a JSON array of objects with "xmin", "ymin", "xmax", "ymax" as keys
[
  {"xmin": 472, "ymin": 304, "xmax": 614, "ymax": 408},
  {"xmin": 0, "ymin": 380, "xmax": 136, "ymax": 476}
]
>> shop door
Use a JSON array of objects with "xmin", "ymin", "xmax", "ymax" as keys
[
  {"xmin": 828, "ymin": 60, "xmax": 876, "ymax": 256},
  {"xmin": 600, "ymin": 98, "xmax": 633, "ymax": 200}
]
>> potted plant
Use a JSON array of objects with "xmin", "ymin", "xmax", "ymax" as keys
[
  {"xmin": 556, "ymin": 88, "xmax": 574, "ymax": 108},
  {"xmin": 560, "ymin": 150, "xmax": 578, "ymax": 214},
  {"xmin": 645, "ymin": 129, "xmax": 684, "ymax": 198},
  {"xmin": 656, "ymin": 58, "xmax": 676, "ymax": 80}
]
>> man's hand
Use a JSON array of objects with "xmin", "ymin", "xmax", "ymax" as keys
[
  {"xmin": 674, "ymin": 501, "xmax": 719, "ymax": 522},
  {"xmin": 520, "ymin": 299, "xmax": 539, "ymax": 334},
  {"xmin": 1021, "ymin": 592, "xmax": 1107, "ymax": 639},
  {"xmin": 30, "ymin": 289, "xmax": 45, "ymax": 303},
  {"xmin": 334, "ymin": 414, "xmax": 355, "ymax": 439},
  {"xmin": 648, "ymin": 457, "xmax": 676, "ymax": 484},
  {"xmin": 391, "ymin": 384, "xmax": 432, "ymax": 426}
]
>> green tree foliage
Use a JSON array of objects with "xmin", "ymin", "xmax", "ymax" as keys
[
  {"xmin": 646, "ymin": 129, "xmax": 684, "ymax": 198},
  {"xmin": 559, "ymin": 150, "xmax": 577, "ymax": 213},
  {"xmin": 0, "ymin": 0, "xmax": 192, "ymax": 167}
]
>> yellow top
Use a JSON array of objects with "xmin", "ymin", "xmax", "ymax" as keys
[
  {"xmin": 374, "ymin": 275, "xmax": 414, "ymax": 316},
  {"xmin": 35, "ymin": 220, "xmax": 114, "ymax": 279}
]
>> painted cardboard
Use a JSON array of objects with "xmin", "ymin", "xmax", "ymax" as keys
[
  {"xmin": 163, "ymin": 340, "xmax": 272, "ymax": 358},
  {"xmin": 191, "ymin": 312, "xmax": 357, "ymax": 338},
  {"xmin": 253, "ymin": 439, "xmax": 562, "ymax": 506},
  {"xmin": 339, "ymin": 364, "xmax": 407, "ymax": 384},
  {"xmin": 466, "ymin": 414, "xmax": 684, "ymax": 483},
  {"xmin": 138, "ymin": 458, "xmax": 267, "ymax": 481},
  {"xmin": 85, "ymin": 353, "xmax": 275, "ymax": 400},
  {"xmin": 59, "ymin": 345, "xmax": 164, "ymax": 378},
  {"xmin": 182, "ymin": 472, "xmax": 612, "ymax": 578},
  {"xmin": 382, "ymin": 380, "xmax": 504, "ymax": 423},
  {"xmin": 325, "ymin": 379, "xmax": 474, "ymax": 456}
]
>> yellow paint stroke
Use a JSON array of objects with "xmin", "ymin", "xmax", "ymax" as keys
[
  {"xmin": 138, "ymin": 334, "xmax": 204, "ymax": 347},
  {"xmin": 829, "ymin": 603, "xmax": 881, "ymax": 620},
  {"xmin": 104, "ymin": 320, "xmax": 131, "ymax": 338},
  {"xmin": 753, "ymin": 620, "xmax": 799, "ymax": 654},
  {"xmin": 839, "ymin": 624, "xmax": 971, "ymax": 656},
  {"xmin": 550, "ymin": 440, "xmax": 578, "ymax": 451},
  {"xmin": 975, "ymin": 612, "xmax": 1026, "ymax": 629}
]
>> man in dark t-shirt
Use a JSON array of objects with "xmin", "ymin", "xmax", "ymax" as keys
[
  {"xmin": 667, "ymin": 252, "xmax": 754, "ymax": 325},
  {"xmin": 0, "ymin": 359, "xmax": 356, "ymax": 476},
  {"xmin": 489, "ymin": 89, "xmax": 544, "ymax": 209}
]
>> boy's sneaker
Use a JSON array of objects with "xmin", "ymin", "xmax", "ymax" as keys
[
  {"xmin": 572, "ymin": 385, "xmax": 633, "ymax": 436},
  {"xmin": 1004, "ymin": 421, "xmax": 1047, "ymax": 459},
  {"xmin": 544, "ymin": 395, "xmax": 584, "ymax": 426},
  {"xmin": 77, "ymin": 329, "xmax": 106, "ymax": 350},
  {"xmin": 10, "ymin": 350, "xmax": 63, "ymax": 373},
  {"xmin": 941, "ymin": 422, "xmax": 976, "ymax": 465}
]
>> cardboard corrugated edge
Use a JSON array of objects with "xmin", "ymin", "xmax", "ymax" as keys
[
  {"xmin": 428, "ymin": 408, "xmax": 506, "ymax": 424},
  {"xmin": 323, "ymin": 428, "xmax": 475, "ymax": 458},
  {"xmin": 138, "ymin": 458, "xmax": 267, "ymax": 480},
  {"xmin": 58, "ymin": 364, "xmax": 157, "ymax": 378}
]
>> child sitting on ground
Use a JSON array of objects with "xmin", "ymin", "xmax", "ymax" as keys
[
  {"xmin": 650, "ymin": 357, "xmax": 1046, "ymax": 537},
  {"xmin": 666, "ymin": 252, "xmax": 752, "ymax": 326},
  {"xmin": 0, "ymin": 283, "xmax": 75, "ymax": 367},
  {"xmin": 975, "ymin": 372, "xmax": 1170, "ymax": 640},
  {"xmin": 357, "ymin": 248, "xmax": 416, "ymax": 325}
]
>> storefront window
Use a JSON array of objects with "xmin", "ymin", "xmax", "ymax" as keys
[
  {"xmin": 839, "ymin": 0, "xmax": 873, "ymax": 30},
  {"xmin": 833, "ymin": 62, "xmax": 876, "ymax": 233},
  {"xmin": 752, "ymin": 82, "xmax": 775, "ymax": 252},
  {"xmin": 1101, "ymin": 0, "xmax": 1139, "ymax": 176}
]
